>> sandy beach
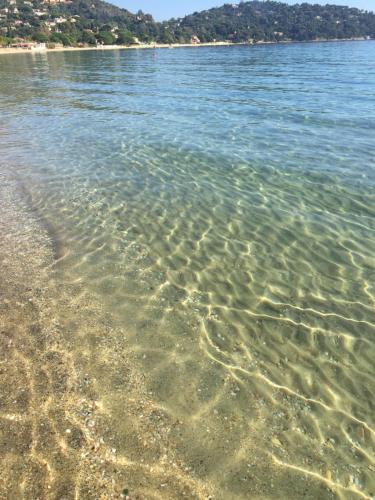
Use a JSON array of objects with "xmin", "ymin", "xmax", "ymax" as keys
[
  {"xmin": 0, "ymin": 37, "xmax": 372, "ymax": 56},
  {"xmin": 0, "ymin": 41, "xmax": 238, "ymax": 55}
]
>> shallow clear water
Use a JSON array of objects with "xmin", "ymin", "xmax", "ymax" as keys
[{"xmin": 0, "ymin": 42, "xmax": 375, "ymax": 499}]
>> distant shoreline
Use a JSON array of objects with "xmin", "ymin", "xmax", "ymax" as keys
[
  {"xmin": 0, "ymin": 37, "xmax": 373, "ymax": 56},
  {"xmin": 0, "ymin": 41, "xmax": 236, "ymax": 55}
]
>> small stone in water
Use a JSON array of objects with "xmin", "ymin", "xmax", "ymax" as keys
[
  {"xmin": 325, "ymin": 469, "xmax": 332, "ymax": 481},
  {"xmin": 271, "ymin": 436, "xmax": 282, "ymax": 448}
]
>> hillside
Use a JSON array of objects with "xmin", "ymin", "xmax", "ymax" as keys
[
  {"xmin": 167, "ymin": 1, "xmax": 375, "ymax": 43},
  {"xmin": 0, "ymin": 0, "xmax": 161, "ymax": 46},
  {"xmin": 0, "ymin": 0, "xmax": 374, "ymax": 47}
]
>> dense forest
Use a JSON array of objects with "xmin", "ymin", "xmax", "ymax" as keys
[
  {"xmin": 168, "ymin": 2, "xmax": 375, "ymax": 43},
  {"xmin": 0, "ymin": 0, "xmax": 374, "ymax": 47}
]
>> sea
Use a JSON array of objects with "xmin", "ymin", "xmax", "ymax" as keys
[{"xmin": 0, "ymin": 41, "xmax": 374, "ymax": 499}]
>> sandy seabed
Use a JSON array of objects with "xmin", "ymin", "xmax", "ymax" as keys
[
  {"xmin": 0, "ymin": 171, "xmax": 342, "ymax": 499},
  {"xmin": 0, "ymin": 173, "xmax": 214, "ymax": 499}
]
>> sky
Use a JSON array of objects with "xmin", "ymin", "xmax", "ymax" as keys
[{"xmin": 117, "ymin": 1, "xmax": 374, "ymax": 20}]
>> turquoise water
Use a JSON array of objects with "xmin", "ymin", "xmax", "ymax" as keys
[{"xmin": 0, "ymin": 42, "xmax": 375, "ymax": 499}]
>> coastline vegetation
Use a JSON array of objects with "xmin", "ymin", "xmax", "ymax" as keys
[{"xmin": 0, "ymin": 0, "xmax": 374, "ymax": 48}]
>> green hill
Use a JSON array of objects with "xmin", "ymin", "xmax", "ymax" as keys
[
  {"xmin": 0, "ymin": 0, "xmax": 374, "ymax": 47},
  {"xmin": 167, "ymin": 1, "xmax": 375, "ymax": 43},
  {"xmin": 0, "ymin": 0, "xmax": 161, "ymax": 46}
]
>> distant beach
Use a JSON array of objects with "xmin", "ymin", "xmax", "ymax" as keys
[
  {"xmin": 0, "ymin": 41, "xmax": 237, "ymax": 55},
  {"xmin": 0, "ymin": 37, "xmax": 372, "ymax": 56}
]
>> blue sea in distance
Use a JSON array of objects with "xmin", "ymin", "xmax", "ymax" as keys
[{"xmin": 0, "ymin": 41, "xmax": 374, "ymax": 499}]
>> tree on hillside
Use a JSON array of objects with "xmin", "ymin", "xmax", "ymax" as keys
[
  {"xmin": 117, "ymin": 29, "xmax": 134, "ymax": 45},
  {"xmin": 97, "ymin": 30, "xmax": 115, "ymax": 45}
]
